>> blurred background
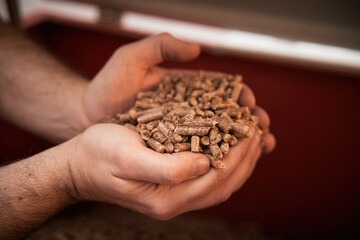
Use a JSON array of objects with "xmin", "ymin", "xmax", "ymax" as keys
[{"xmin": 1, "ymin": 0, "xmax": 360, "ymax": 239}]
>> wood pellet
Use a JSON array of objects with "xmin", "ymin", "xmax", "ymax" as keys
[{"xmin": 107, "ymin": 71, "xmax": 261, "ymax": 169}]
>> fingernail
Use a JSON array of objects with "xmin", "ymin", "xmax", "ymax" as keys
[{"xmin": 195, "ymin": 157, "xmax": 210, "ymax": 175}]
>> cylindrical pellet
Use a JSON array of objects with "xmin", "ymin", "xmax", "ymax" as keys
[
  {"xmin": 146, "ymin": 120, "xmax": 160, "ymax": 131},
  {"xmin": 146, "ymin": 138, "xmax": 165, "ymax": 153},
  {"xmin": 174, "ymin": 143, "xmax": 191, "ymax": 152},
  {"xmin": 137, "ymin": 111, "xmax": 164, "ymax": 124},
  {"xmin": 210, "ymin": 143, "xmax": 223, "ymax": 159},
  {"xmin": 206, "ymin": 155, "xmax": 225, "ymax": 169},
  {"xmin": 201, "ymin": 136, "xmax": 210, "ymax": 146},
  {"xmin": 116, "ymin": 113, "xmax": 130, "ymax": 123},
  {"xmin": 220, "ymin": 142, "xmax": 230, "ymax": 155},
  {"xmin": 230, "ymin": 83, "xmax": 244, "ymax": 102},
  {"xmin": 165, "ymin": 142, "xmax": 174, "ymax": 153},
  {"xmin": 139, "ymin": 129, "xmax": 151, "ymax": 141},
  {"xmin": 191, "ymin": 136, "xmax": 201, "ymax": 152},
  {"xmin": 231, "ymin": 123, "xmax": 254, "ymax": 138},
  {"xmin": 178, "ymin": 119, "xmax": 217, "ymax": 127},
  {"xmin": 152, "ymin": 131, "xmax": 167, "ymax": 143},
  {"xmin": 174, "ymin": 126, "xmax": 210, "ymax": 136}
]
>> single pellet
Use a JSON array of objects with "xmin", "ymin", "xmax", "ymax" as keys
[
  {"xmin": 135, "ymin": 101, "xmax": 160, "ymax": 109},
  {"xmin": 210, "ymin": 143, "xmax": 223, "ymax": 159},
  {"xmin": 139, "ymin": 129, "xmax": 151, "ymax": 141},
  {"xmin": 231, "ymin": 123, "xmax": 254, "ymax": 138},
  {"xmin": 200, "ymin": 136, "xmax": 210, "ymax": 146},
  {"xmin": 129, "ymin": 109, "xmax": 138, "ymax": 121},
  {"xmin": 209, "ymin": 127, "xmax": 221, "ymax": 144},
  {"xmin": 230, "ymin": 83, "xmax": 244, "ymax": 102},
  {"xmin": 152, "ymin": 131, "xmax": 167, "ymax": 143},
  {"xmin": 220, "ymin": 142, "xmax": 230, "ymax": 155},
  {"xmin": 221, "ymin": 133, "xmax": 232, "ymax": 143},
  {"xmin": 206, "ymin": 155, "xmax": 225, "ymax": 169},
  {"xmin": 191, "ymin": 136, "xmax": 201, "ymax": 152},
  {"xmin": 174, "ymin": 143, "xmax": 191, "ymax": 152},
  {"xmin": 229, "ymin": 135, "xmax": 238, "ymax": 146},
  {"xmin": 137, "ymin": 91, "xmax": 155, "ymax": 99},
  {"xmin": 227, "ymin": 108, "xmax": 242, "ymax": 119},
  {"xmin": 116, "ymin": 113, "xmax": 130, "ymax": 123},
  {"xmin": 146, "ymin": 138, "xmax": 166, "ymax": 153},
  {"xmin": 174, "ymin": 126, "xmax": 210, "ymax": 136},
  {"xmin": 146, "ymin": 120, "xmax": 160, "ymax": 131},
  {"xmin": 204, "ymin": 110, "xmax": 215, "ymax": 118},
  {"xmin": 165, "ymin": 142, "xmax": 174, "ymax": 153},
  {"xmin": 137, "ymin": 111, "xmax": 164, "ymax": 124},
  {"xmin": 172, "ymin": 108, "xmax": 196, "ymax": 117},
  {"xmin": 216, "ymin": 118, "xmax": 232, "ymax": 133},
  {"xmin": 202, "ymin": 91, "xmax": 217, "ymax": 102},
  {"xmin": 124, "ymin": 123, "xmax": 137, "ymax": 132},
  {"xmin": 178, "ymin": 119, "xmax": 217, "ymax": 127},
  {"xmin": 137, "ymin": 106, "xmax": 165, "ymax": 117}
]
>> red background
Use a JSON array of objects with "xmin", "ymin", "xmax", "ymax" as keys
[{"xmin": 1, "ymin": 21, "xmax": 359, "ymax": 239}]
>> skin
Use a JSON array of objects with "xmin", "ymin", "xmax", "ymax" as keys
[{"xmin": 0, "ymin": 22, "xmax": 275, "ymax": 239}]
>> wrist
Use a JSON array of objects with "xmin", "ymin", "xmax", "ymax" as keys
[{"xmin": 64, "ymin": 77, "xmax": 93, "ymax": 139}]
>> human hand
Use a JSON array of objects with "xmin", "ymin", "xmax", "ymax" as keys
[
  {"xmin": 81, "ymin": 33, "xmax": 201, "ymax": 126},
  {"xmin": 67, "ymin": 105, "xmax": 274, "ymax": 220}
]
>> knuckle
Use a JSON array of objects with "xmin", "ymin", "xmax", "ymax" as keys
[
  {"xmin": 162, "ymin": 160, "xmax": 183, "ymax": 185},
  {"xmin": 158, "ymin": 32, "xmax": 172, "ymax": 39},
  {"xmin": 219, "ymin": 190, "xmax": 232, "ymax": 203},
  {"xmin": 147, "ymin": 201, "xmax": 175, "ymax": 221}
]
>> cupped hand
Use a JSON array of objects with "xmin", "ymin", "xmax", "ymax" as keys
[
  {"xmin": 67, "ymin": 123, "xmax": 262, "ymax": 220},
  {"xmin": 82, "ymin": 33, "xmax": 200, "ymax": 125}
]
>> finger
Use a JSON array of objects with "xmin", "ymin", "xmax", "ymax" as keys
[
  {"xmin": 261, "ymin": 132, "xmax": 276, "ymax": 154},
  {"xmin": 162, "ymin": 130, "xmax": 258, "ymax": 209},
  {"xmin": 181, "ymin": 132, "xmax": 262, "ymax": 213},
  {"xmin": 252, "ymin": 106, "xmax": 271, "ymax": 129},
  {"xmin": 239, "ymin": 85, "xmax": 256, "ymax": 109},
  {"xmin": 124, "ymin": 33, "xmax": 200, "ymax": 68},
  {"xmin": 119, "ymin": 145, "xmax": 210, "ymax": 185}
]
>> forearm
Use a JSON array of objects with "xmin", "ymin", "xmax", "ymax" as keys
[
  {"xmin": 0, "ymin": 141, "xmax": 78, "ymax": 239},
  {"xmin": 0, "ymin": 22, "xmax": 91, "ymax": 142}
]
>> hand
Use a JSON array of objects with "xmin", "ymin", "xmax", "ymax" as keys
[
  {"xmin": 67, "ymin": 109, "xmax": 275, "ymax": 220},
  {"xmin": 82, "ymin": 33, "xmax": 201, "ymax": 125}
]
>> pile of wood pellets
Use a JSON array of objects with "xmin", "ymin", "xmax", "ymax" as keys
[{"xmin": 107, "ymin": 71, "xmax": 260, "ymax": 169}]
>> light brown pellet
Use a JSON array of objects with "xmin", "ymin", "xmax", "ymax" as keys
[
  {"xmin": 139, "ymin": 129, "xmax": 151, "ymax": 141},
  {"xmin": 229, "ymin": 135, "xmax": 238, "ymax": 146},
  {"xmin": 137, "ymin": 111, "xmax": 164, "ymax": 124},
  {"xmin": 174, "ymin": 126, "xmax": 210, "ymax": 136},
  {"xmin": 201, "ymin": 136, "xmax": 210, "ymax": 146},
  {"xmin": 209, "ymin": 127, "xmax": 221, "ymax": 144},
  {"xmin": 220, "ymin": 142, "xmax": 230, "ymax": 155},
  {"xmin": 174, "ymin": 143, "xmax": 191, "ymax": 152},
  {"xmin": 230, "ymin": 83, "xmax": 244, "ymax": 102},
  {"xmin": 146, "ymin": 138, "xmax": 166, "ymax": 153},
  {"xmin": 210, "ymin": 143, "xmax": 223, "ymax": 159},
  {"xmin": 231, "ymin": 123, "xmax": 254, "ymax": 138},
  {"xmin": 146, "ymin": 120, "xmax": 160, "ymax": 131},
  {"xmin": 152, "ymin": 131, "xmax": 167, "ymax": 143},
  {"xmin": 178, "ymin": 119, "xmax": 217, "ymax": 128},
  {"xmin": 221, "ymin": 133, "xmax": 232, "ymax": 143},
  {"xmin": 135, "ymin": 101, "xmax": 160, "ymax": 109},
  {"xmin": 165, "ymin": 142, "xmax": 174, "ymax": 153},
  {"xmin": 116, "ymin": 113, "xmax": 130, "ymax": 123},
  {"xmin": 124, "ymin": 123, "xmax": 137, "ymax": 132},
  {"xmin": 206, "ymin": 155, "xmax": 225, "ymax": 169},
  {"xmin": 191, "ymin": 136, "xmax": 201, "ymax": 152},
  {"xmin": 204, "ymin": 110, "xmax": 215, "ymax": 118}
]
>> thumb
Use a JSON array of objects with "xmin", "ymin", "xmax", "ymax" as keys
[
  {"xmin": 125, "ymin": 146, "xmax": 210, "ymax": 185},
  {"xmin": 124, "ymin": 32, "xmax": 201, "ymax": 68}
]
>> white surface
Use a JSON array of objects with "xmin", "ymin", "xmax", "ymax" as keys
[{"xmin": 18, "ymin": 0, "xmax": 360, "ymax": 73}]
